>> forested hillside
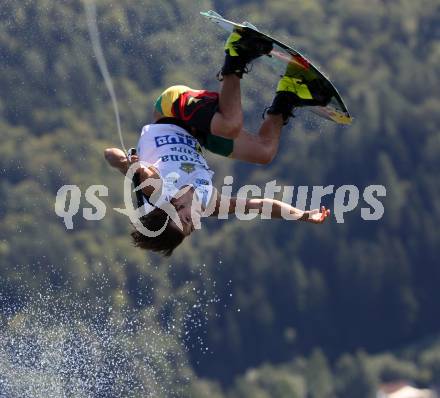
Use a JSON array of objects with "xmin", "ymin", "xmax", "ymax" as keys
[{"xmin": 1, "ymin": 0, "xmax": 440, "ymax": 396}]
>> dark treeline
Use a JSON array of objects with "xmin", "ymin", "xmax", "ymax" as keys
[{"xmin": 1, "ymin": 0, "xmax": 439, "ymax": 396}]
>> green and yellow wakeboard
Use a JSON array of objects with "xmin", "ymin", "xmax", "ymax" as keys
[{"xmin": 201, "ymin": 10, "xmax": 352, "ymax": 125}]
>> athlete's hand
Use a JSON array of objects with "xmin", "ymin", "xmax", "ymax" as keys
[
  {"xmin": 301, "ymin": 206, "xmax": 331, "ymax": 224},
  {"xmin": 128, "ymin": 154, "xmax": 139, "ymax": 164}
]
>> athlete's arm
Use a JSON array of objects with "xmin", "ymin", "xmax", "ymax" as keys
[
  {"xmin": 104, "ymin": 148, "xmax": 129, "ymax": 174},
  {"xmin": 210, "ymin": 194, "xmax": 330, "ymax": 224},
  {"xmin": 104, "ymin": 147, "xmax": 160, "ymax": 197},
  {"xmin": 243, "ymin": 199, "xmax": 330, "ymax": 223}
]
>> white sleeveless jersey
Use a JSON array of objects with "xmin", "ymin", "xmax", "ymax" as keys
[{"xmin": 137, "ymin": 123, "xmax": 214, "ymax": 209}]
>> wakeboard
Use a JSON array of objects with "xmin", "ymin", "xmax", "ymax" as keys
[{"xmin": 201, "ymin": 10, "xmax": 352, "ymax": 125}]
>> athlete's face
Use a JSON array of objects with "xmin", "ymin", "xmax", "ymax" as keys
[{"xmin": 170, "ymin": 187, "xmax": 202, "ymax": 237}]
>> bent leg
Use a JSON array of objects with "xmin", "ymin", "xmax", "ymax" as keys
[
  {"xmin": 230, "ymin": 114, "xmax": 285, "ymax": 165},
  {"xmin": 210, "ymin": 29, "xmax": 273, "ymax": 140},
  {"xmin": 210, "ymin": 75, "xmax": 243, "ymax": 140}
]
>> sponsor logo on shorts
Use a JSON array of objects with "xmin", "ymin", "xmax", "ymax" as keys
[{"xmin": 187, "ymin": 96, "xmax": 202, "ymax": 105}]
